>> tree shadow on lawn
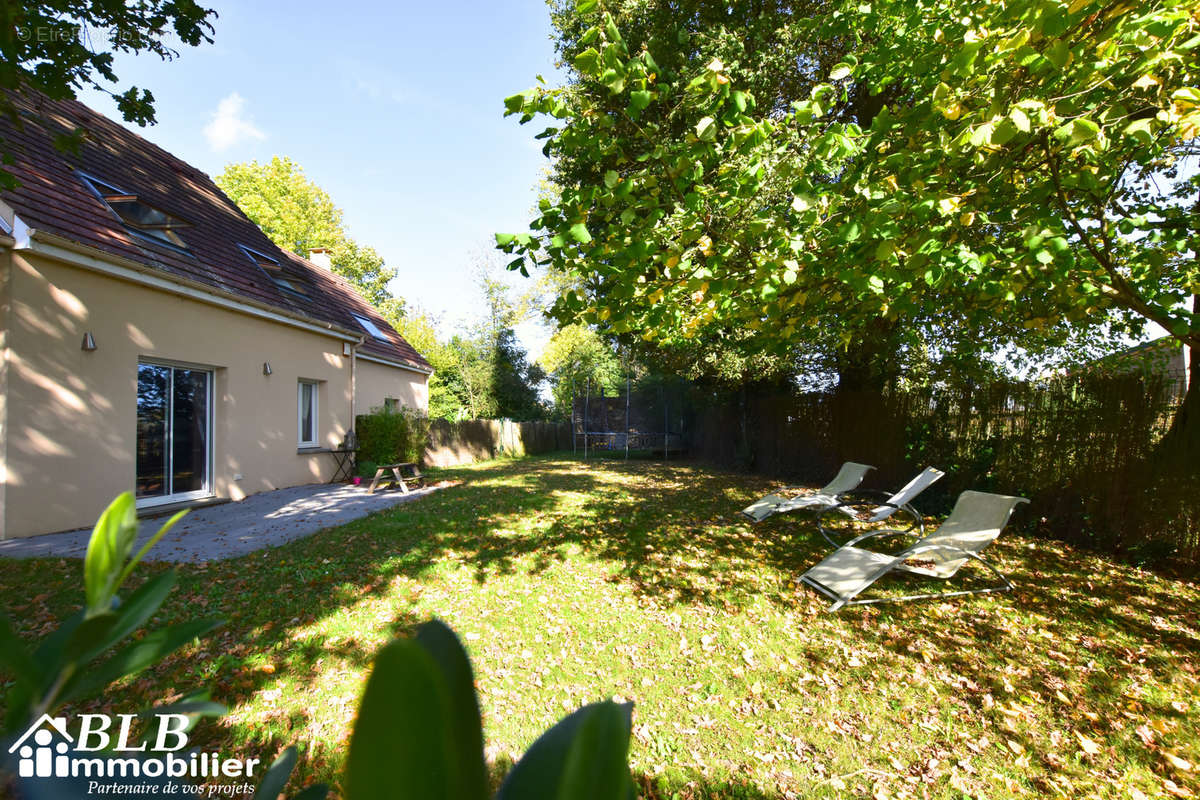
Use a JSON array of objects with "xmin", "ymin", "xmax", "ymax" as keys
[
  {"xmin": 2, "ymin": 456, "xmax": 1196, "ymax": 796},
  {"xmin": 483, "ymin": 756, "xmax": 795, "ymax": 800},
  {"xmin": 822, "ymin": 536, "xmax": 1199, "ymax": 782}
]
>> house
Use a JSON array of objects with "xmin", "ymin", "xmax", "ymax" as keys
[
  {"xmin": 0, "ymin": 93, "xmax": 431, "ymax": 539},
  {"xmin": 1092, "ymin": 336, "xmax": 1192, "ymax": 398}
]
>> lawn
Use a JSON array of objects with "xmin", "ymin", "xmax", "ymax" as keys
[{"xmin": 1, "ymin": 456, "xmax": 1197, "ymax": 799}]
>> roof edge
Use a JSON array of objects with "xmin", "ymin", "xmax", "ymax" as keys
[
  {"xmin": 19, "ymin": 230, "xmax": 366, "ymax": 344},
  {"xmin": 356, "ymin": 350, "xmax": 435, "ymax": 376}
]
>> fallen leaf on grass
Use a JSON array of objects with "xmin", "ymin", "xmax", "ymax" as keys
[
  {"xmin": 1134, "ymin": 724, "xmax": 1155, "ymax": 747},
  {"xmin": 1163, "ymin": 779, "xmax": 1194, "ymax": 798},
  {"xmin": 1076, "ymin": 731, "xmax": 1102, "ymax": 756},
  {"xmin": 1164, "ymin": 753, "xmax": 1193, "ymax": 772}
]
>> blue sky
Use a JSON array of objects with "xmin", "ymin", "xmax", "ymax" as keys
[{"xmin": 79, "ymin": 0, "xmax": 560, "ymax": 351}]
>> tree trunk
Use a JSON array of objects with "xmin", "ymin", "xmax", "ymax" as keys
[
  {"xmin": 1155, "ymin": 345, "xmax": 1199, "ymax": 471},
  {"xmin": 831, "ymin": 320, "xmax": 905, "ymax": 481},
  {"xmin": 1153, "ymin": 294, "xmax": 1200, "ymax": 472}
]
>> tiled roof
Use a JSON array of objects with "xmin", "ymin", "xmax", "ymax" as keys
[{"xmin": 0, "ymin": 92, "xmax": 431, "ymax": 373}]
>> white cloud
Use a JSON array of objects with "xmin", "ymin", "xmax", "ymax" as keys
[{"xmin": 203, "ymin": 93, "xmax": 266, "ymax": 151}]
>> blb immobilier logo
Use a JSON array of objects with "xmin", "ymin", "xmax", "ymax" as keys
[{"xmin": 6, "ymin": 712, "xmax": 260, "ymax": 795}]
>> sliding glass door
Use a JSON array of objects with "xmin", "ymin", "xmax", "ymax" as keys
[{"xmin": 136, "ymin": 362, "xmax": 212, "ymax": 504}]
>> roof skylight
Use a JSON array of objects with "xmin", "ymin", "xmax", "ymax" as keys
[
  {"xmin": 352, "ymin": 314, "xmax": 390, "ymax": 342},
  {"xmin": 81, "ymin": 175, "xmax": 190, "ymax": 249},
  {"xmin": 239, "ymin": 244, "xmax": 310, "ymax": 298}
]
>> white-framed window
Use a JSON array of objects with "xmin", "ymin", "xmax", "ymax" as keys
[
  {"xmin": 298, "ymin": 380, "xmax": 319, "ymax": 447},
  {"xmin": 136, "ymin": 360, "xmax": 214, "ymax": 506}
]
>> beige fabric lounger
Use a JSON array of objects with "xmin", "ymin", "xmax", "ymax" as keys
[
  {"xmin": 815, "ymin": 466, "xmax": 946, "ymax": 544},
  {"xmin": 740, "ymin": 462, "xmax": 875, "ymax": 523},
  {"xmin": 799, "ymin": 490, "xmax": 1028, "ymax": 611}
]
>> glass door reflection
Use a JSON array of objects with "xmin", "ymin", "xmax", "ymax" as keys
[{"xmin": 136, "ymin": 362, "xmax": 211, "ymax": 502}]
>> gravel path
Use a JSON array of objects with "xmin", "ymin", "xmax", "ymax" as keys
[{"xmin": 0, "ymin": 482, "xmax": 441, "ymax": 563}]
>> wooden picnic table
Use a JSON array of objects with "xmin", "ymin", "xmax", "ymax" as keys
[{"xmin": 367, "ymin": 462, "xmax": 423, "ymax": 494}]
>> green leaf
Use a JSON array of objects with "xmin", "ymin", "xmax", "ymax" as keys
[
  {"xmin": 1174, "ymin": 88, "xmax": 1200, "ymax": 106},
  {"xmin": 32, "ymin": 609, "xmax": 85, "ymax": 677},
  {"xmin": 969, "ymin": 122, "xmax": 995, "ymax": 148},
  {"xmin": 504, "ymin": 93, "xmax": 528, "ymax": 114},
  {"xmin": 83, "ymin": 570, "xmax": 178, "ymax": 663},
  {"xmin": 875, "ymin": 240, "xmax": 895, "ymax": 262},
  {"xmin": 1124, "ymin": 118, "xmax": 1154, "ymax": 146},
  {"xmin": 604, "ymin": 170, "xmax": 620, "ymax": 189},
  {"xmin": 601, "ymin": 69, "xmax": 625, "ymax": 94},
  {"xmin": 138, "ymin": 696, "xmax": 227, "ymax": 738},
  {"xmin": 868, "ymin": 275, "xmax": 885, "ymax": 294},
  {"xmin": 554, "ymin": 703, "xmax": 634, "ymax": 800},
  {"xmin": 495, "ymin": 233, "xmax": 516, "ymax": 246},
  {"xmin": 62, "ymin": 612, "xmax": 120, "ymax": 664},
  {"xmin": 604, "ymin": 14, "xmax": 624, "ymax": 45},
  {"xmin": 1010, "ymin": 107, "xmax": 1031, "ymax": 133},
  {"xmin": 1046, "ymin": 38, "xmax": 1071, "ymax": 68},
  {"xmin": 731, "ymin": 91, "xmax": 747, "ymax": 113},
  {"xmin": 628, "ymin": 90, "xmax": 652, "ymax": 112},
  {"xmin": 569, "ymin": 223, "xmax": 593, "ymax": 244},
  {"xmin": 829, "ymin": 64, "xmax": 852, "ymax": 81},
  {"xmin": 990, "ymin": 117, "xmax": 1020, "ymax": 146},
  {"xmin": 573, "ymin": 48, "xmax": 601, "ymax": 76},
  {"xmin": 254, "ymin": 747, "xmax": 298, "ymax": 800},
  {"xmin": 496, "ymin": 701, "xmax": 634, "ymax": 800},
  {"xmin": 695, "ymin": 116, "xmax": 717, "ymax": 141},
  {"xmin": 345, "ymin": 637, "xmax": 481, "ymax": 800},
  {"xmin": 115, "ymin": 509, "xmax": 186, "ymax": 590},
  {"xmin": 0, "ymin": 615, "xmax": 38, "ymax": 688},
  {"xmin": 84, "ymin": 493, "xmax": 138, "ymax": 617},
  {"xmin": 576, "ymin": 0, "xmax": 599, "ymax": 13},
  {"xmin": 60, "ymin": 617, "xmax": 224, "ymax": 704},
  {"xmin": 1055, "ymin": 118, "xmax": 1100, "ymax": 146},
  {"xmin": 414, "ymin": 620, "xmax": 488, "ymax": 800}
]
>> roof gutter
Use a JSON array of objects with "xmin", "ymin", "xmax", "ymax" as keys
[
  {"xmin": 355, "ymin": 350, "xmax": 435, "ymax": 377},
  {"xmin": 16, "ymin": 230, "xmax": 364, "ymax": 343}
]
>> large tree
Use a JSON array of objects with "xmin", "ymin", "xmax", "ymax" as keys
[
  {"xmin": 216, "ymin": 156, "xmax": 402, "ymax": 317},
  {"xmin": 500, "ymin": 0, "xmax": 1200, "ymax": 451},
  {"xmin": 392, "ymin": 306, "xmax": 469, "ymax": 421},
  {"xmin": 394, "ymin": 272, "xmax": 547, "ymax": 421},
  {"xmin": 0, "ymin": 1, "xmax": 215, "ymax": 187},
  {"xmin": 539, "ymin": 323, "xmax": 623, "ymax": 418}
]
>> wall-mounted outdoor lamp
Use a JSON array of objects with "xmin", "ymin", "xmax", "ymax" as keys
[
  {"xmin": 81, "ymin": 332, "xmax": 97, "ymax": 351},
  {"xmin": 263, "ymin": 361, "xmax": 273, "ymax": 375}
]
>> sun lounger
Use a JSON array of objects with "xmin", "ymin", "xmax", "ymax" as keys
[
  {"xmin": 740, "ymin": 462, "xmax": 875, "ymax": 522},
  {"xmin": 815, "ymin": 466, "xmax": 945, "ymax": 545},
  {"xmin": 799, "ymin": 490, "xmax": 1028, "ymax": 611}
]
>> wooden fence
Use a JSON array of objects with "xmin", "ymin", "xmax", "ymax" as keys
[
  {"xmin": 687, "ymin": 375, "xmax": 1196, "ymax": 567},
  {"xmin": 423, "ymin": 419, "xmax": 571, "ymax": 467}
]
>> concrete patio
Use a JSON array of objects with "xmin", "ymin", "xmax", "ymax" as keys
[{"xmin": 0, "ymin": 482, "xmax": 444, "ymax": 563}]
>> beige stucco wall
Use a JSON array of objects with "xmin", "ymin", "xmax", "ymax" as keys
[
  {"xmin": 2, "ymin": 249, "xmax": 364, "ymax": 538},
  {"xmin": 0, "ymin": 244, "xmax": 11, "ymax": 535},
  {"xmin": 355, "ymin": 357, "xmax": 428, "ymax": 416}
]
